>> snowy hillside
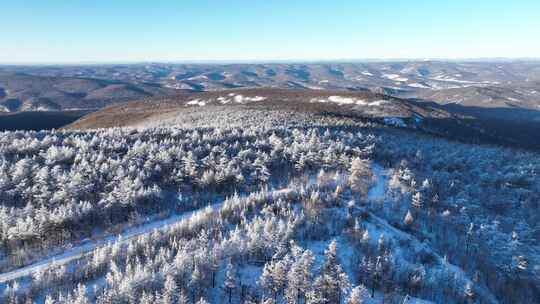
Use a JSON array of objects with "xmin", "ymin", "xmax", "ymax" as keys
[{"xmin": 0, "ymin": 109, "xmax": 538, "ymax": 303}]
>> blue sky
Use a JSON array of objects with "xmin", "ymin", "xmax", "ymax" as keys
[{"xmin": 1, "ymin": 0, "xmax": 539, "ymax": 63}]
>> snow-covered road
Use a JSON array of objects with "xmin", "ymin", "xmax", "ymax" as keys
[{"xmin": 0, "ymin": 203, "xmax": 223, "ymax": 284}]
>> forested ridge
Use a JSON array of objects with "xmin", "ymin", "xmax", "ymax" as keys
[{"xmin": 0, "ymin": 116, "xmax": 538, "ymax": 303}]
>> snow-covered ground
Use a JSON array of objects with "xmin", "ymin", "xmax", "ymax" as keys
[{"xmin": 367, "ymin": 164, "xmax": 387, "ymax": 202}]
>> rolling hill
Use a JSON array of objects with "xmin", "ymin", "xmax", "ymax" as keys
[
  {"xmin": 67, "ymin": 88, "xmax": 536, "ymax": 150},
  {"xmin": 0, "ymin": 72, "xmax": 182, "ymax": 113},
  {"xmin": 66, "ymin": 88, "xmax": 448, "ymax": 129}
]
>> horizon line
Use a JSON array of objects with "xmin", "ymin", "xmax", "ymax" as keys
[{"xmin": 1, "ymin": 57, "xmax": 540, "ymax": 66}]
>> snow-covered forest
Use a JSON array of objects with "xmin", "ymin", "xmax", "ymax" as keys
[{"xmin": 0, "ymin": 121, "xmax": 538, "ymax": 303}]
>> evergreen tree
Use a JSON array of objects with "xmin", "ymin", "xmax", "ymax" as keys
[
  {"xmin": 403, "ymin": 210, "xmax": 414, "ymax": 227},
  {"xmin": 348, "ymin": 158, "xmax": 371, "ymax": 194},
  {"xmin": 464, "ymin": 282, "xmax": 475, "ymax": 303},
  {"xmin": 347, "ymin": 285, "xmax": 368, "ymax": 304},
  {"xmin": 285, "ymin": 250, "xmax": 315, "ymax": 304},
  {"xmin": 140, "ymin": 291, "xmax": 155, "ymax": 304},
  {"xmin": 411, "ymin": 191, "xmax": 423, "ymax": 209},
  {"xmin": 196, "ymin": 297, "xmax": 210, "ymax": 304},
  {"xmin": 73, "ymin": 284, "xmax": 90, "ymax": 304},
  {"xmin": 259, "ymin": 258, "xmax": 288, "ymax": 302},
  {"xmin": 224, "ymin": 260, "xmax": 239, "ymax": 303},
  {"xmin": 311, "ymin": 240, "xmax": 351, "ymax": 303},
  {"xmin": 162, "ymin": 274, "xmax": 178, "ymax": 304}
]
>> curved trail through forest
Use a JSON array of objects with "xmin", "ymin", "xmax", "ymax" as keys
[
  {"xmin": 0, "ymin": 166, "xmax": 389, "ymax": 285},
  {"xmin": 0, "ymin": 186, "xmax": 297, "ymax": 285},
  {"xmin": 0, "ymin": 203, "xmax": 223, "ymax": 284}
]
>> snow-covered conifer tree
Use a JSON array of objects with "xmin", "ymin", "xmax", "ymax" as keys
[
  {"xmin": 347, "ymin": 285, "xmax": 368, "ymax": 304},
  {"xmin": 224, "ymin": 260, "xmax": 239, "ymax": 303}
]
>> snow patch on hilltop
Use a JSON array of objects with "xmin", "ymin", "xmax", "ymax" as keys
[
  {"xmin": 185, "ymin": 94, "xmax": 267, "ymax": 107},
  {"xmin": 432, "ymin": 75, "xmax": 499, "ymax": 85},
  {"xmin": 310, "ymin": 96, "xmax": 391, "ymax": 107},
  {"xmin": 383, "ymin": 74, "xmax": 408, "ymax": 82},
  {"xmin": 328, "ymin": 96, "xmax": 362, "ymax": 105},
  {"xmin": 368, "ymin": 100, "xmax": 390, "ymax": 106},
  {"xmin": 232, "ymin": 94, "xmax": 267, "ymax": 103},
  {"xmin": 186, "ymin": 99, "xmax": 207, "ymax": 107}
]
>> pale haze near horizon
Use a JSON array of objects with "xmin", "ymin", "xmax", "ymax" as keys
[{"xmin": 1, "ymin": 0, "xmax": 539, "ymax": 64}]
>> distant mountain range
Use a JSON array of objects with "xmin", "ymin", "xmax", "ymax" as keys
[
  {"xmin": 1, "ymin": 61, "xmax": 539, "ymax": 148},
  {"xmin": 2, "ymin": 61, "xmax": 539, "ymax": 110}
]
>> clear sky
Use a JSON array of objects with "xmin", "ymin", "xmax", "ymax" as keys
[{"xmin": 1, "ymin": 0, "xmax": 539, "ymax": 63}]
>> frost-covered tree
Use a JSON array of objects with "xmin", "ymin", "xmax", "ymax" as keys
[
  {"xmin": 162, "ymin": 274, "xmax": 178, "ymax": 304},
  {"xmin": 348, "ymin": 157, "xmax": 371, "ymax": 195},
  {"xmin": 310, "ymin": 240, "xmax": 351, "ymax": 304},
  {"xmin": 411, "ymin": 191, "xmax": 423, "ymax": 209},
  {"xmin": 285, "ymin": 249, "xmax": 315, "ymax": 304},
  {"xmin": 347, "ymin": 285, "xmax": 368, "ymax": 304},
  {"xmin": 224, "ymin": 260, "xmax": 239, "ymax": 303},
  {"xmin": 196, "ymin": 297, "xmax": 210, "ymax": 304},
  {"xmin": 44, "ymin": 295, "xmax": 55, "ymax": 304},
  {"xmin": 71, "ymin": 284, "xmax": 90, "ymax": 304},
  {"xmin": 259, "ymin": 257, "xmax": 288, "ymax": 301},
  {"xmin": 463, "ymin": 282, "xmax": 475, "ymax": 303},
  {"xmin": 139, "ymin": 291, "xmax": 155, "ymax": 304},
  {"xmin": 403, "ymin": 210, "xmax": 414, "ymax": 227},
  {"xmin": 189, "ymin": 264, "xmax": 204, "ymax": 301}
]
